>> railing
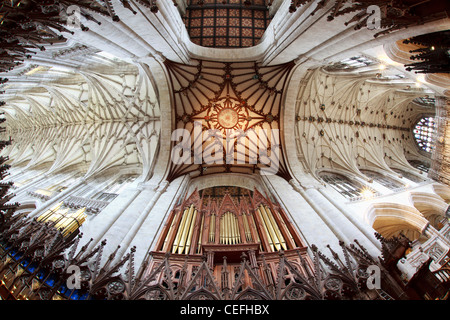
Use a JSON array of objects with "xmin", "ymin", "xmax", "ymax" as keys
[
  {"xmin": 63, "ymin": 195, "xmax": 116, "ymax": 214},
  {"xmin": 27, "ymin": 189, "xmax": 54, "ymax": 201},
  {"xmin": 433, "ymin": 268, "xmax": 450, "ymax": 284}
]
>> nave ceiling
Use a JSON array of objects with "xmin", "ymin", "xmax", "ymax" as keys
[{"xmin": 0, "ymin": 49, "xmax": 161, "ymax": 182}]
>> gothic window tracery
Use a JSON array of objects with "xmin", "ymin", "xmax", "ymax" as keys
[
  {"xmin": 413, "ymin": 116, "xmax": 436, "ymax": 153},
  {"xmin": 391, "ymin": 168, "xmax": 425, "ymax": 184},
  {"xmin": 360, "ymin": 169, "xmax": 405, "ymax": 190},
  {"xmin": 324, "ymin": 56, "xmax": 374, "ymax": 71},
  {"xmin": 319, "ymin": 172, "xmax": 371, "ymax": 200},
  {"xmin": 28, "ymin": 172, "xmax": 83, "ymax": 201},
  {"xmin": 408, "ymin": 160, "xmax": 430, "ymax": 173},
  {"xmin": 62, "ymin": 174, "xmax": 137, "ymax": 214}
]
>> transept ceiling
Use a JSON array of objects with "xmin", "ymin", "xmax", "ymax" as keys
[{"xmin": 294, "ymin": 66, "xmax": 434, "ymax": 182}]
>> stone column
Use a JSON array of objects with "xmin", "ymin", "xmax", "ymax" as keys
[
  {"xmin": 80, "ymin": 183, "xmax": 143, "ymax": 251},
  {"xmin": 317, "ymin": 188, "xmax": 382, "ymax": 251},
  {"xmin": 126, "ymin": 174, "xmax": 192, "ymax": 269},
  {"xmin": 289, "ymin": 179, "xmax": 352, "ymax": 245},
  {"xmin": 112, "ymin": 180, "xmax": 170, "ymax": 263}
]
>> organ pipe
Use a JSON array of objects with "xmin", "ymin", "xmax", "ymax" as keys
[
  {"xmin": 158, "ymin": 189, "xmax": 302, "ymax": 257},
  {"xmin": 263, "ymin": 205, "xmax": 287, "ymax": 250},
  {"xmin": 172, "ymin": 206, "xmax": 189, "ymax": 253},
  {"xmin": 177, "ymin": 204, "xmax": 195, "ymax": 254},
  {"xmin": 220, "ymin": 212, "xmax": 240, "ymax": 245},
  {"xmin": 184, "ymin": 209, "xmax": 197, "ymax": 254},
  {"xmin": 257, "ymin": 206, "xmax": 274, "ymax": 251},
  {"xmin": 197, "ymin": 212, "xmax": 204, "ymax": 254},
  {"xmin": 243, "ymin": 213, "xmax": 252, "ymax": 242},
  {"xmin": 209, "ymin": 213, "xmax": 215, "ymax": 243}
]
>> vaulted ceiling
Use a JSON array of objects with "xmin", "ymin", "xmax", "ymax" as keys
[
  {"xmin": 1, "ymin": 51, "xmax": 161, "ymax": 180},
  {"xmin": 294, "ymin": 66, "xmax": 435, "ymax": 183}
]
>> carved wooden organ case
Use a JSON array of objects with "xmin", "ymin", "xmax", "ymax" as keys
[{"xmin": 148, "ymin": 186, "xmax": 313, "ymax": 293}]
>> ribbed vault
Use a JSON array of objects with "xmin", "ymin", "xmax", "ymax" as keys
[
  {"xmin": 1, "ymin": 53, "xmax": 161, "ymax": 181},
  {"xmin": 294, "ymin": 66, "xmax": 434, "ymax": 183}
]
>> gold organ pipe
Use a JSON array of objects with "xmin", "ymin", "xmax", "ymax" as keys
[
  {"xmin": 260, "ymin": 205, "xmax": 281, "ymax": 251},
  {"xmin": 163, "ymin": 211, "xmax": 178, "ymax": 251},
  {"xmin": 222, "ymin": 213, "xmax": 227, "ymax": 244},
  {"xmin": 223, "ymin": 213, "xmax": 227, "ymax": 245},
  {"xmin": 231, "ymin": 213, "xmax": 236, "ymax": 244},
  {"xmin": 264, "ymin": 205, "xmax": 287, "ymax": 250},
  {"xmin": 274, "ymin": 209, "xmax": 296, "ymax": 248},
  {"xmin": 228, "ymin": 213, "xmax": 232, "ymax": 244},
  {"xmin": 209, "ymin": 214, "xmax": 215, "ymax": 243},
  {"xmin": 257, "ymin": 206, "xmax": 275, "ymax": 251},
  {"xmin": 226, "ymin": 213, "xmax": 231, "ymax": 244},
  {"xmin": 37, "ymin": 202, "xmax": 64, "ymax": 222},
  {"xmin": 178, "ymin": 204, "xmax": 195, "ymax": 254},
  {"xmin": 243, "ymin": 214, "xmax": 252, "ymax": 242},
  {"xmin": 229, "ymin": 213, "xmax": 234, "ymax": 244},
  {"xmin": 233, "ymin": 214, "xmax": 240, "ymax": 244},
  {"xmin": 185, "ymin": 209, "xmax": 197, "ymax": 254},
  {"xmin": 197, "ymin": 212, "xmax": 204, "ymax": 254},
  {"xmin": 52, "ymin": 208, "xmax": 70, "ymax": 228},
  {"xmin": 234, "ymin": 214, "xmax": 241, "ymax": 244},
  {"xmin": 172, "ymin": 207, "xmax": 189, "ymax": 253},
  {"xmin": 220, "ymin": 215, "xmax": 223, "ymax": 244}
]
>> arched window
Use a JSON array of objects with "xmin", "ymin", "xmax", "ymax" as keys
[
  {"xmin": 319, "ymin": 172, "xmax": 374, "ymax": 200},
  {"xmin": 408, "ymin": 160, "xmax": 430, "ymax": 173},
  {"xmin": 391, "ymin": 168, "xmax": 425, "ymax": 183},
  {"xmin": 413, "ymin": 116, "xmax": 435, "ymax": 153},
  {"xmin": 360, "ymin": 169, "xmax": 405, "ymax": 190}
]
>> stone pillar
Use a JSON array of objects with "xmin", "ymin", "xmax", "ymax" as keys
[
  {"xmin": 290, "ymin": 180, "xmax": 352, "ymax": 245},
  {"xmin": 128, "ymin": 174, "xmax": 192, "ymax": 269},
  {"xmin": 317, "ymin": 188, "xmax": 382, "ymax": 251},
  {"xmin": 80, "ymin": 183, "xmax": 143, "ymax": 251},
  {"xmin": 112, "ymin": 180, "xmax": 170, "ymax": 263}
]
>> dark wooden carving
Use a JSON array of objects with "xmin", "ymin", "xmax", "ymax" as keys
[{"xmin": 289, "ymin": 0, "xmax": 449, "ymax": 38}]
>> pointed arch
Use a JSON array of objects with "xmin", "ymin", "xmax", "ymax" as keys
[
  {"xmin": 365, "ymin": 202, "xmax": 429, "ymax": 241},
  {"xmin": 410, "ymin": 192, "xmax": 448, "ymax": 230}
]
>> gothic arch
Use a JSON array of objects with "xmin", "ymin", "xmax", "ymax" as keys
[
  {"xmin": 185, "ymin": 288, "xmax": 220, "ymax": 300},
  {"xmin": 410, "ymin": 192, "xmax": 448, "ymax": 230},
  {"xmin": 432, "ymin": 183, "xmax": 450, "ymax": 203},
  {"xmin": 187, "ymin": 173, "xmax": 265, "ymax": 196},
  {"xmin": 365, "ymin": 202, "xmax": 429, "ymax": 242},
  {"xmin": 390, "ymin": 166, "xmax": 426, "ymax": 184}
]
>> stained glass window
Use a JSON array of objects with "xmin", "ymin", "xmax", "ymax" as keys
[{"xmin": 413, "ymin": 117, "xmax": 435, "ymax": 153}]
